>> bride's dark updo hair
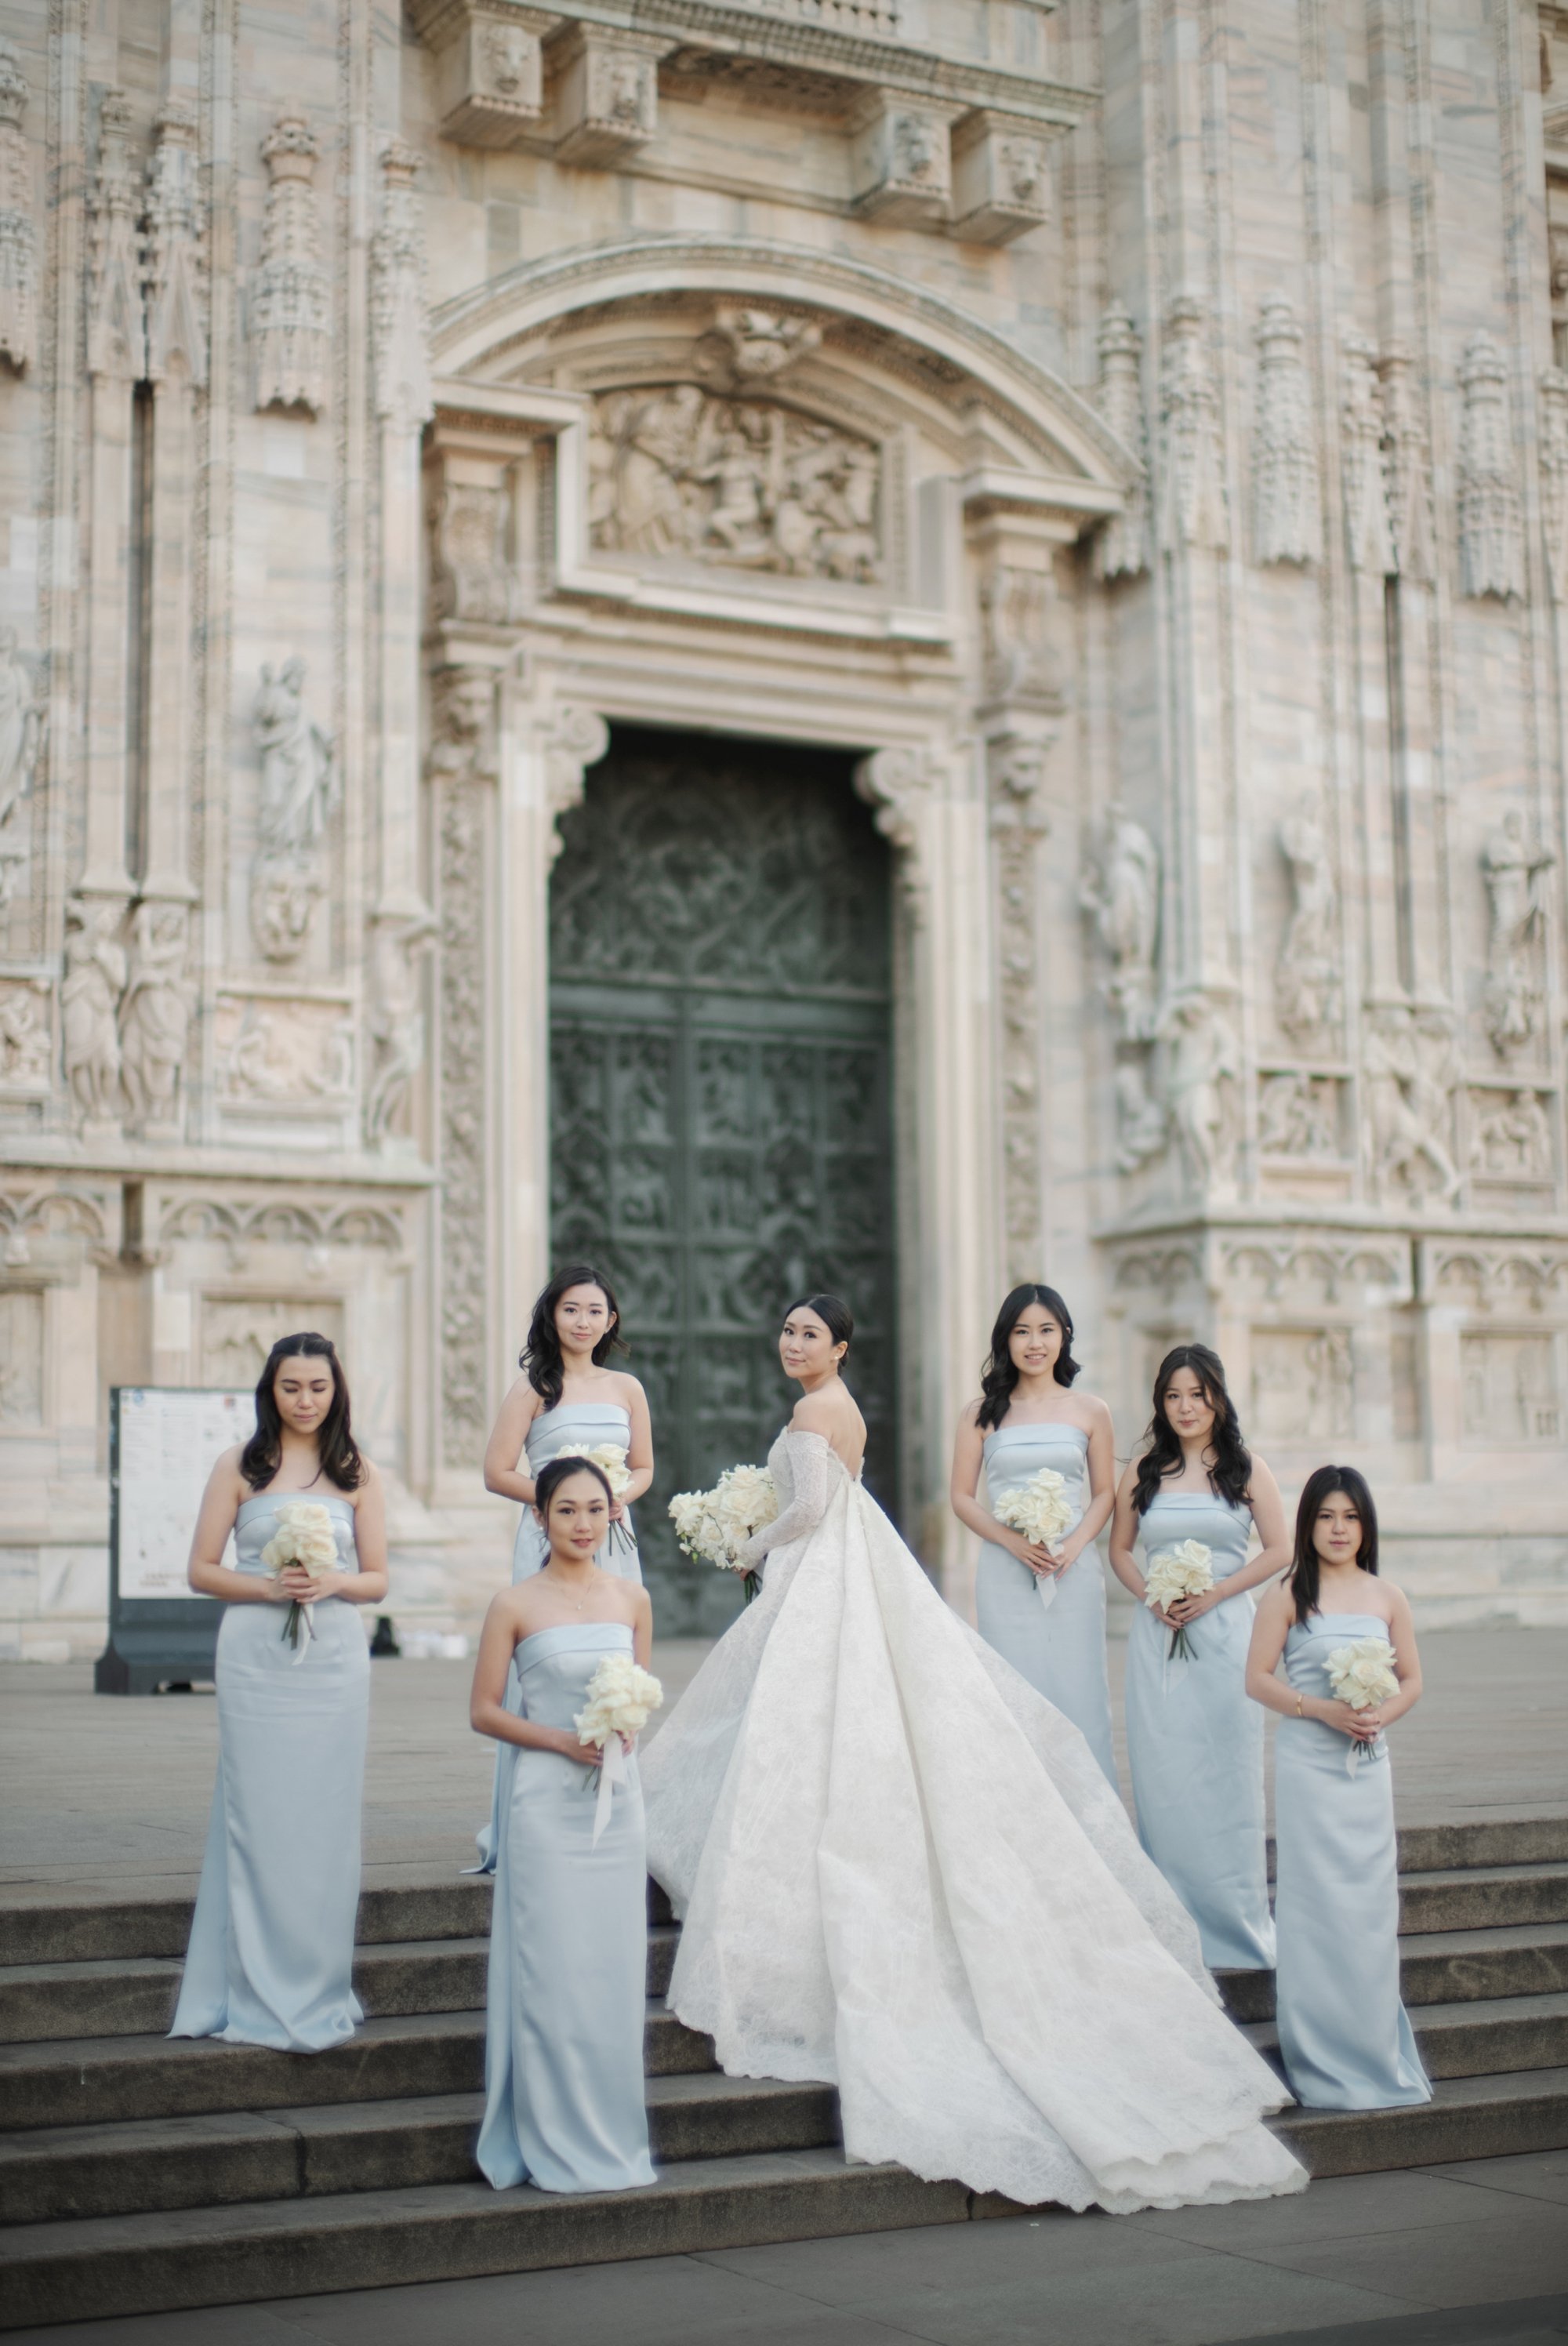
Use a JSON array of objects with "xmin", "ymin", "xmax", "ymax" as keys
[
  {"xmin": 783, "ymin": 1293, "xmax": 853, "ymax": 1356},
  {"xmin": 976, "ymin": 1284, "xmax": 1080, "ymax": 1431}
]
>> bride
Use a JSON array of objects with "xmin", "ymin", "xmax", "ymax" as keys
[{"xmin": 641, "ymin": 1295, "xmax": 1307, "ymax": 2215}]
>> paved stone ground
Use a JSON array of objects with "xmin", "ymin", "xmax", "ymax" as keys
[
  {"xmin": 5, "ymin": 2160, "xmax": 1568, "ymax": 2344},
  {"xmin": 3, "ymin": 1628, "xmax": 1564, "ymax": 1907}
]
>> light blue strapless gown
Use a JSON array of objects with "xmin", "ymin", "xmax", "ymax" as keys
[
  {"xmin": 472, "ymin": 1402, "xmax": 644, "ymax": 1876},
  {"xmin": 976, "ymin": 1423, "xmax": 1117, "ymax": 1789},
  {"xmin": 1123, "ymin": 1489, "xmax": 1276, "ymax": 1971},
  {"xmin": 1274, "ymin": 1613, "xmax": 1432, "ymax": 2110},
  {"xmin": 169, "ymin": 1492, "xmax": 368, "ymax": 2052},
  {"xmin": 477, "ymin": 1623, "xmax": 656, "ymax": 2193}
]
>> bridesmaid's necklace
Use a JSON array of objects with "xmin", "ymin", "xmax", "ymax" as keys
[{"xmin": 543, "ymin": 1560, "xmax": 593, "ymax": 1614}]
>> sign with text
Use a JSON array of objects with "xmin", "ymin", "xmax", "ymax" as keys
[{"xmin": 114, "ymin": 1387, "xmax": 256, "ymax": 1599}]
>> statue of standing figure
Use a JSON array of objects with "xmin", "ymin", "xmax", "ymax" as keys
[
  {"xmin": 252, "ymin": 659, "xmax": 337, "ymax": 962},
  {"xmin": 61, "ymin": 897, "xmax": 127, "ymax": 1125},
  {"xmin": 1481, "ymin": 811, "xmax": 1554, "ymax": 1058},
  {"xmin": 119, "ymin": 902, "xmax": 194, "ymax": 1131},
  {"xmin": 1080, "ymin": 803, "xmax": 1160, "ymax": 1040},
  {"xmin": 0, "ymin": 630, "xmax": 45, "ymax": 913}
]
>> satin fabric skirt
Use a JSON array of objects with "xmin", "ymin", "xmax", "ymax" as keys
[
  {"xmin": 477, "ymin": 1741, "xmax": 656, "ymax": 2191},
  {"xmin": 1123, "ymin": 1588, "xmax": 1276, "ymax": 1971},
  {"xmin": 1273, "ymin": 1720, "xmax": 1431, "ymax": 2109},
  {"xmin": 169, "ymin": 1597, "xmax": 368, "ymax": 2052},
  {"xmin": 974, "ymin": 1540, "xmax": 1119, "ymax": 1789}
]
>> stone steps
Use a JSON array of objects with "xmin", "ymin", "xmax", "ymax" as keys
[
  {"xmin": 1243, "ymin": 1989, "xmax": 1568, "ymax": 2081},
  {"xmin": 1217, "ymin": 1921, "xmax": 1568, "ymax": 2023}
]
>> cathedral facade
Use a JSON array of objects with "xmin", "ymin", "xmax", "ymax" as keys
[{"xmin": 3, "ymin": 0, "xmax": 1567, "ymax": 1646}]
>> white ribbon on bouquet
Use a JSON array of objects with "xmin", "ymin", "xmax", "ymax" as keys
[{"xmin": 590, "ymin": 1735, "xmax": 630, "ymax": 1845}]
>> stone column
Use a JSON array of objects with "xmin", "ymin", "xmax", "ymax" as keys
[{"xmin": 79, "ymin": 92, "xmax": 140, "ymax": 924}]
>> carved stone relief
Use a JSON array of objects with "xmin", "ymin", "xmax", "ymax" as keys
[
  {"xmin": 1468, "ymin": 1087, "xmax": 1554, "ymax": 1180},
  {"xmin": 1276, "ymin": 804, "xmax": 1341, "ymax": 1048},
  {"xmin": 1540, "ymin": 369, "xmax": 1568, "ymax": 602},
  {"xmin": 87, "ymin": 91, "xmax": 143, "ymax": 383},
  {"xmin": 215, "ymin": 996, "xmax": 355, "ymax": 1106},
  {"xmin": 142, "ymin": 101, "xmax": 207, "ymax": 388},
  {"xmin": 1080, "ymin": 802, "xmax": 1160, "ymax": 1040},
  {"xmin": 1342, "ymin": 334, "xmax": 1396, "ymax": 577},
  {"xmin": 118, "ymin": 902, "xmax": 194, "ymax": 1137},
  {"xmin": 1377, "ymin": 346, "xmax": 1435, "ymax": 583},
  {"xmin": 551, "ymin": 27, "xmax": 666, "ymax": 166},
  {"xmin": 1457, "ymin": 332, "xmax": 1523, "ymax": 601},
  {"xmin": 692, "ymin": 307, "xmax": 822, "ymax": 390},
  {"xmin": 0, "ymin": 979, "xmax": 51, "ymax": 1092},
  {"xmin": 0, "ymin": 629, "xmax": 44, "ymax": 917},
  {"xmin": 1481, "ymin": 811, "xmax": 1554, "ymax": 1059},
  {"xmin": 252, "ymin": 116, "xmax": 329, "ymax": 416},
  {"xmin": 0, "ymin": 1287, "xmax": 43, "ymax": 1422},
  {"xmin": 1251, "ymin": 296, "xmax": 1320, "ymax": 566},
  {"xmin": 1093, "ymin": 306, "xmax": 1148, "ymax": 582},
  {"xmin": 0, "ymin": 42, "xmax": 34, "ymax": 372},
  {"xmin": 542, "ymin": 704, "xmax": 609, "ymax": 855},
  {"xmin": 1157, "ymin": 989, "xmax": 1240, "ymax": 1192},
  {"xmin": 851, "ymin": 94, "xmax": 955, "ymax": 227},
  {"xmin": 1251, "ymin": 1326, "xmax": 1355, "ymax": 1444},
  {"xmin": 852, "ymin": 744, "xmax": 936, "ymax": 924},
  {"xmin": 370, "ymin": 141, "xmax": 433, "ymax": 436},
  {"xmin": 251, "ymin": 659, "xmax": 337, "ymax": 962},
  {"xmin": 61, "ymin": 897, "xmax": 126, "ymax": 1128},
  {"xmin": 988, "ymin": 735, "xmax": 1050, "ymax": 1279},
  {"xmin": 201, "ymin": 1294, "xmax": 345, "ymax": 1387},
  {"xmin": 978, "ymin": 557, "xmax": 1060, "ymax": 706},
  {"xmin": 1258, "ymin": 1070, "xmax": 1343, "ymax": 1158},
  {"xmin": 1363, "ymin": 1001, "xmax": 1461, "ymax": 1204},
  {"xmin": 427, "ymin": 478, "xmax": 514, "ymax": 626},
  {"xmin": 1158, "ymin": 297, "xmax": 1228, "ymax": 552},
  {"xmin": 1114, "ymin": 1058, "xmax": 1167, "ymax": 1171},
  {"xmin": 1461, "ymin": 1328, "xmax": 1560, "ymax": 1443},
  {"xmin": 949, "ymin": 111, "xmax": 1051, "ymax": 246},
  {"xmin": 432, "ymin": 667, "xmax": 495, "ymax": 1464},
  {"xmin": 587, "ymin": 387, "xmax": 882, "ymax": 583},
  {"xmin": 365, "ymin": 908, "xmax": 437, "ymax": 1149}
]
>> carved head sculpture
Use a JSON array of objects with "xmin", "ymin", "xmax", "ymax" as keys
[
  {"xmin": 1002, "ymin": 140, "xmax": 1044, "ymax": 205},
  {"xmin": 601, "ymin": 54, "xmax": 648, "ymax": 127},
  {"xmin": 894, "ymin": 114, "xmax": 942, "ymax": 181},
  {"xmin": 480, "ymin": 21, "xmax": 535, "ymax": 97},
  {"xmin": 252, "ymin": 855, "xmax": 322, "ymax": 961}
]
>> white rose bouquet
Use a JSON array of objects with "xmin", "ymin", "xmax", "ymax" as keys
[
  {"xmin": 551, "ymin": 1442, "xmax": 635, "ymax": 1554},
  {"xmin": 669, "ymin": 1463, "xmax": 779, "ymax": 1603},
  {"xmin": 573, "ymin": 1652, "xmax": 664, "ymax": 1844},
  {"xmin": 1325, "ymin": 1636, "xmax": 1399, "ymax": 1773},
  {"xmin": 258, "ymin": 1501, "xmax": 340, "ymax": 1659},
  {"xmin": 1143, "ymin": 1539, "xmax": 1215, "ymax": 1661},
  {"xmin": 991, "ymin": 1465, "xmax": 1077, "ymax": 1615}
]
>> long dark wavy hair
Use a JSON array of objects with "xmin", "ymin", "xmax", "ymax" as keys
[
  {"xmin": 239, "ymin": 1331, "xmax": 365, "ymax": 1492},
  {"xmin": 976, "ymin": 1284, "xmax": 1081, "ymax": 1432},
  {"xmin": 1131, "ymin": 1342, "xmax": 1250, "ymax": 1515},
  {"xmin": 1287, "ymin": 1463, "xmax": 1379, "ymax": 1624},
  {"xmin": 784, "ymin": 1292, "xmax": 854, "ymax": 1356},
  {"xmin": 532, "ymin": 1451, "xmax": 615, "ymax": 1523},
  {"xmin": 519, "ymin": 1263, "xmax": 626, "ymax": 1409}
]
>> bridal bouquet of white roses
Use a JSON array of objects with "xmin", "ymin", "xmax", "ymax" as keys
[
  {"xmin": 258, "ymin": 1501, "xmax": 339, "ymax": 1659},
  {"xmin": 669, "ymin": 1464, "xmax": 779, "ymax": 1603},
  {"xmin": 573, "ymin": 1652, "xmax": 664, "ymax": 1843},
  {"xmin": 1325, "ymin": 1636, "xmax": 1399, "ymax": 1774},
  {"xmin": 991, "ymin": 1466, "xmax": 1076, "ymax": 1614},
  {"xmin": 551, "ymin": 1441, "xmax": 635, "ymax": 1554},
  {"xmin": 1143, "ymin": 1539, "xmax": 1215, "ymax": 1662}
]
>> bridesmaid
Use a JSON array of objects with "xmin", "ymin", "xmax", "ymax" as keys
[
  {"xmin": 950, "ymin": 1284, "xmax": 1119, "ymax": 1787},
  {"xmin": 1247, "ymin": 1466, "xmax": 1431, "ymax": 2110},
  {"xmin": 171, "ymin": 1333, "xmax": 387, "ymax": 2051},
  {"xmin": 1109, "ymin": 1345, "xmax": 1287, "ymax": 1970},
  {"xmin": 472, "ymin": 1455, "xmax": 657, "ymax": 2192},
  {"xmin": 473, "ymin": 1263, "xmax": 653, "ymax": 1872}
]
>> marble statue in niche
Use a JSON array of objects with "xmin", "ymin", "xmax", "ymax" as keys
[
  {"xmin": 1469, "ymin": 1088, "xmax": 1554, "ymax": 1180},
  {"xmin": 1276, "ymin": 806, "xmax": 1341, "ymax": 1048},
  {"xmin": 1364, "ymin": 1003, "xmax": 1461, "ymax": 1204},
  {"xmin": 1481, "ymin": 812, "xmax": 1554, "ymax": 1059},
  {"xmin": 1080, "ymin": 803, "xmax": 1160, "ymax": 1040},
  {"xmin": 0, "ymin": 979, "xmax": 50, "ymax": 1087},
  {"xmin": 0, "ymin": 629, "xmax": 44, "ymax": 913},
  {"xmin": 251, "ymin": 659, "xmax": 338, "ymax": 962},
  {"xmin": 119, "ymin": 903, "xmax": 194, "ymax": 1133},
  {"xmin": 1160, "ymin": 991, "xmax": 1240, "ymax": 1192},
  {"xmin": 61, "ymin": 898, "xmax": 125, "ymax": 1125},
  {"xmin": 586, "ymin": 387, "xmax": 882, "ymax": 583}
]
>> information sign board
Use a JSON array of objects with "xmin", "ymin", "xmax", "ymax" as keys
[{"xmin": 95, "ymin": 1386, "xmax": 256, "ymax": 1694}]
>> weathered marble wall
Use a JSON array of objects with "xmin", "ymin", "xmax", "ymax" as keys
[{"xmin": 2, "ymin": 0, "xmax": 1566, "ymax": 1657}]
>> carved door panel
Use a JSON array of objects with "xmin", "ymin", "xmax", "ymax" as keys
[{"xmin": 549, "ymin": 729, "xmax": 897, "ymax": 1632}]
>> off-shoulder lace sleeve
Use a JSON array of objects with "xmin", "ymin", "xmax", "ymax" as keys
[{"xmin": 739, "ymin": 1431, "xmax": 831, "ymax": 1565}]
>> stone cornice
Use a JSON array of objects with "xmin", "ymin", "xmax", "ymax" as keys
[{"xmin": 1094, "ymin": 1204, "xmax": 1568, "ymax": 1247}]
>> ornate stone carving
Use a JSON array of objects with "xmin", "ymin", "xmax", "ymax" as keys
[
  {"xmin": 216, "ymin": 997, "xmax": 355, "ymax": 1104},
  {"xmin": 542, "ymin": 704, "xmax": 609, "ymax": 852},
  {"xmin": 0, "ymin": 979, "xmax": 51, "ymax": 1091},
  {"xmin": 1469, "ymin": 1086, "xmax": 1554, "ymax": 1180},
  {"xmin": 1156, "ymin": 988, "xmax": 1240, "ymax": 1191},
  {"xmin": 1364, "ymin": 1001, "xmax": 1461, "ymax": 1204},
  {"xmin": 118, "ymin": 901, "xmax": 194, "ymax": 1135},
  {"xmin": 1251, "ymin": 296, "xmax": 1319, "ymax": 565},
  {"xmin": 1481, "ymin": 811, "xmax": 1554, "ymax": 1059},
  {"xmin": 851, "ymin": 93, "xmax": 955, "ymax": 227},
  {"xmin": 365, "ymin": 907, "xmax": 437, "ymax": 1149},
  {"xmin": 1457, "ymin": 332, "xmax": 1523, "ymax": 601},
  {"xmin": 428, "ymin": 477, "xmax": 514, "ymax": 626},
  {"xmin": 370, "ymin": 142, "xmax": 433, "ymax": 437},
  {"xmin": 853, "ymin": 744, "xmax": 936, "ymax": 922},
  {"xmin": 550, "ymin": 27, "xmax": 666, "ymax": 165},
  {"xmin": 1093, "ymin": 307, "xmax": 1148, "ymax": 581},
  {"xmin": 1276, "ymin": 804, "xmax": 1341, "ymax": 1048},
  {"xmin": 1540, "ymin": 369, "xmax": 1568, "ymax": 603},
  {"xmin": 433, "ymin": 669, "xmax": 496, "ymax": 1462},
  {"xmin": 61, "ymin": 898, "xmax": 126, "ymax": 1127},
  {"xmin": 1114, "ymin": 1057, "xmax": 1167, "ymax": 1171},
  {"xmin": 692, "ymin": 307, "xmax": 822, "ymax": 390},
  {"xmin": 201, "ymin": 1295, "xmax": 347, "ymax": 1387},
  {"xmin": 413, "ymin": 0, "xmax": 547, "ymax": 149},
  {"xmin": 252, "ymin": 117, "xmax": 329, "ymax": 416},
  {"xmin": 949, "ymin": 112, "xmax": 1051, "ymax": 246},
  {"xmin": 251, "ymin": 659, "xmax": 337, "ymax": 963},
  {"xmin": 988, "ymin": 735, "xmax": 1050, "ymax": 1278},
  {"xmin": 978, "ymin": 556, "xmax": 1059, "ymax": 706},
  {"xmin": 587, "ymin": 387, "xmax": 881, "ymax": 583},
  {"xmin": 87, "ymin": 91, "xmax": 144, "ymax": 383},
  {"xmin": 1157, "ymin": 296, "xmax": 1228, "ymax": 552},
  {"xmin": 0, "ymin": 43, "xmax": 35, "ymax": 372},
  {"xmin": 1079, "ymin": 802, "xmax": 1160, "ymax": 1041},
  {"xmin": 0, "ymin": 629, "xmax": 44, "ymax": 915},
  {"xmin": 1258, "ymin": 1070, "xmax": 1342, "ymax": 1157},
  {"xmin": 1342, "ymin": 334, "xmax": 1396, "ymax": 577},
  {"xmin": 142, "ymin": 101, "xmax": 207, "ymax": 387},
  {"xmin": 1377, "ymin": 345, "xmax": 1435, "ymax": 583},
  {"xmin": 1252, "ymin": 1327, "xmax": 1355, "ymax": 1444},
  {"xmin": 1461, "ymin": 1329, "xmax": 1559, "ymax": 1443}
]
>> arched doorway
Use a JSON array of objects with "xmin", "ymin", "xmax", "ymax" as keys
[{"xmin": 548, "ymin": 726, "xmax": 898, "ymax": 1629}]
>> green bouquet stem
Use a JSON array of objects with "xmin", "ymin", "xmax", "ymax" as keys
[
  {"xmin": 742, "ymin": 1571, "xmax": 760, "ymax": 1606},
  {"xmin": 1167, "ymin": 1622, "xmax": 1196, "ymax": 1661}
]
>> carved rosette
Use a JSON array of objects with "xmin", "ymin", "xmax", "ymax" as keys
[
  {"xmin": 1457, "ymin": 333, "xmax": 1523, "ymax": 602},
  {"xmin": 1157, "ymin": 297, "xmax": 1228, "ymax": 553},
  {"xmin": 987, "ymin": 735, "xmax": 1051, "ymax": 1277},
  {"xmin": 1093, "ymin": 306, "xmax": 1148, "ymax": 582},
  {"xmin": 1341, "ymin": 334, "xmax": 1396, "ymax": 578},
  {"xmin": 87, "ymin": 90, "xmax": 144, "ymax": 383},
  {"xmin": 430, "ymin": 667, "xmax": 498, "ymax": 1464},
  {"xmin": 0, "ymin": 43, "xmax": 34, "ymax": 372},
  {"xmin": 1251, "ymin": 296, "xmax": 1319, "ymax": 567},
  {"xmin": 252, "ymin": 116, "xmax": 329, "ymax": 416},
  {"xmin": 371, "ymin": 141, "xmax": 434, "ymax": 437},
  {"xmin": 142, "ymin": 100, "xmax": 207, "ymax": 388}
]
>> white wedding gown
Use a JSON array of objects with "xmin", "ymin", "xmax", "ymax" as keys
[{"xmin": 641, "ymin": 1429, "xmax": 1306, "ymax": 2215}]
